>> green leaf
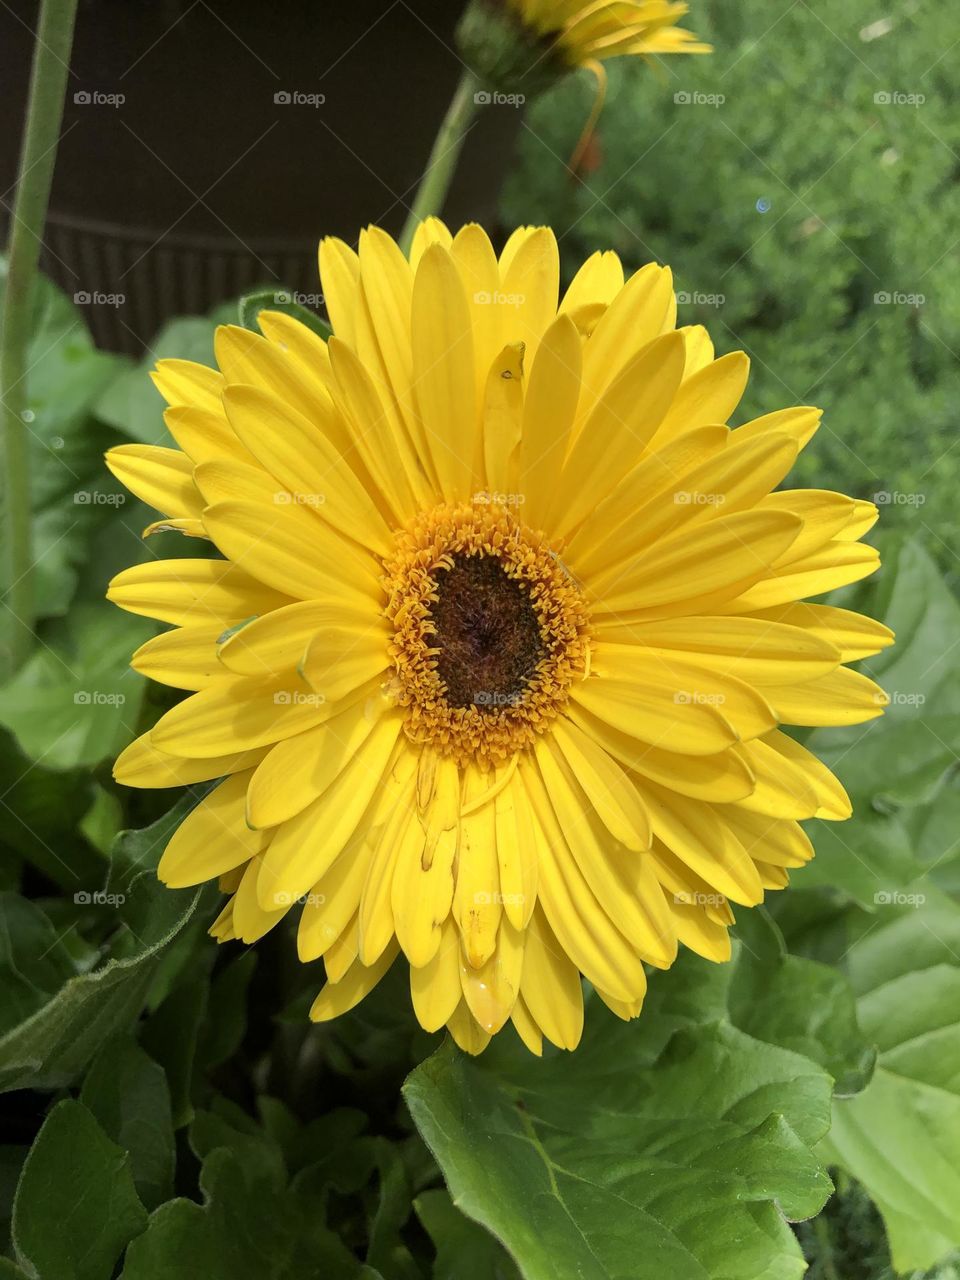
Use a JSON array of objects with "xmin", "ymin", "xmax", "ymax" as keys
[
  {"xmin": 0, "ymin": 258, "xmax": 129, "ymax": 619},
  {"xmin": 196, "ymin": 951, "xmax": 257, "ymax": 1071},
  {"xmin": 12, "ymin": 1099, "xmax": 146, "ymax": 1279},
  {"xmin": 0, "ymin": 802, "xmax": 200, "ymax": 1092},
  {"xmin": 81, "ymin": 1037, "xmax": 175, "ymax": 1209},
  {"xmin": 122, "ymin": 1144, "xmax": 364, "ymax": 1280},
  {"xmin": 0, "ymin": 727, "xmax": 103, "ymax": 890},
  {"xmin": 140, "ymin": 974, "xmax": 209, "ymax": 1129},
  {"xmin": 729, "ymin": 912, "xmax": 875, "ymax": 1096},
  {"xmin": 405, "ymin": 1005, "xmax": 834, "ymax": 1280},
  {"xmin": 0, "ymin": 605, "xmax": 152, "ymax": 770},
  {"xmin": 821, "ymin": 892, "xmax": 960, "ymax": 1271},
  {"xmin": 238, "ymin": 288, "xmax": 332, "ymax": 342},
  {"xmin": 416, "ymin": 1189, "xmax": 521, "ymax": 1280},
  {"xmin": 0, "ymin": 894, "xmax": 84, "ymax": 1035}
]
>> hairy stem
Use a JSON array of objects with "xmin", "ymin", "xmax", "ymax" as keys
[{"xmin": 398, "ymin": 68, "xmax": 482, "ymax": 255}]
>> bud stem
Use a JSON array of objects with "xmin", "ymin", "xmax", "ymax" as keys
[
  {"xmin": 1, "ymin": 0, "xmax": 80, "ymax": 678},
  {"xmin": 398, "ymin": 68, "xmax": 483, "ymax": 256}
]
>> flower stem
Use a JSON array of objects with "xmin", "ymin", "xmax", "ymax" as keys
[
  {"xmin": 398, "ymin": 68, "xmax": 483, "ymax": 256},
  {"xmin": 0, "ymin": 0, "xmax": 79, "ymax": 679}
]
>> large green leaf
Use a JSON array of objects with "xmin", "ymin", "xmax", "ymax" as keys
[
  {"xmin": 0, "ymin": 258, "xmax": 129, "ymax": 621},
  {"xmin": 795, "ymin": 538, "xmax": 960, "ymax": 909},
  {"xmin": 0, "ymin": 802, "xmax": 200, "ymax": 1092},
  {"xmin": 11, "ymin": 1099, "xmax": 147, "ymax": 1280},
  {"xmin": 405, "ymin": 972, "xmax": 836, "ymax": 1280},
  {"xmin": 820, "ymin": 892, "xmax": 960, "ymax": 1271},
  {"xmin": 416, "ymin": 1189, "xmax": 521, "ymax": 1280},
  {"xmin": 81, "ymin": 1037, "xmax": 176, "ymax": 1210},
  {"xmin": 0, "ymin": 605, "xmax": 152, "ymax": 770},
  {"xmin": 0, "ymin": 893, "xmax": 88, "ymax": 1035},
  {"xmin": 121, "ymin": 1099, "xmax": 385, "ymax": 1279}
]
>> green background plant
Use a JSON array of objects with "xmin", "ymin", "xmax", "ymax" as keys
[{"xmin": 1, "ymin": 0, "xmax": 959, "ymax": 1275}]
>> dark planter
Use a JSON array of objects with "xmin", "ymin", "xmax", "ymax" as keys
[{"xmin": 1, "ymin": 0, "xmax": 521, "ymax": 352}]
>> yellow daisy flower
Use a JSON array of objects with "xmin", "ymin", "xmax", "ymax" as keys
[
  {"xmin": 106, "ymin": 221, "xmax": 892, "ymax": 1056},
  {"xmin": 508, "ymin": 0, "xmax": 711, "ymax": 66}
]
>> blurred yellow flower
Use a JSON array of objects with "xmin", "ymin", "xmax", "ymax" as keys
[{"xmin": 510, "ymin": 0, "xmax": 711, "ymax": 67}]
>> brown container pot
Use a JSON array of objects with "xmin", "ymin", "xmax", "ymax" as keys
[{"xmin": 1, "ymin": 0, "xmax": 521, "ymax": 352}]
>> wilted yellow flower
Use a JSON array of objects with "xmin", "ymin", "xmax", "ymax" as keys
[{"xmin": 107, "ymin": 220, "xmax": 891, "ymax": 1055}]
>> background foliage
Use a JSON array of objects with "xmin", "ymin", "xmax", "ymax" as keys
[{"xmin": 1, "ymin": 0, "xmax": 959, "ymax": 1276}]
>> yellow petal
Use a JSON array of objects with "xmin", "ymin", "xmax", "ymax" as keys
[
  {"xmin": 113, "ymin": 732, "xmax": 263, "ymax": 789},
  {"xmin": 411, "ymin": 244, "xmax": 477, "ymax": 503},
  {"xmin": 157, "ymin": 771, "xmax": 266, "ymax": 887},
  {"xmin": 459, "ymin": 916, "xmax": 523, "ymax": 1034},
  {"xmin": 550, "ymin": 331, "xmax": 686, "ymax": 538},
  {"xmin": 550, "ymin": 717, "xmax": 650, "ymax": 850},
  {"xmin": 519, "ymin": 908, "xmax": 584, "ymax": 1050},
  {"xmin": 221, "ymin": 384, "xmax": 392, "ymax": 554},
  {"xmin": 218, "ymin": 599, "xmax": 386, "ymax": 680},
  {"xmin": 654, "ymin": 350, "xmax": 750, "ymax": 444},
  {"xmin": 107, "ymin": 559, "xmax": 289, "ymax": 627},
  {"xmin": 202, "ymin": 500, "xmax": 380, "ymax": 602},
  {"xmin": 765, "ymin": 666, "xmax": 888, "ymax": 727},
  {"xmin": 255, "ymin": 717, "xmax": 405, "ymax": 908},
  {"xmin": 309, "ymin": 942, "xmax": 399, "ymax": 1021},
  {"xmin": 410, "ymin": 917, "xmax": 462, "ymax": 1032},
  {"xmin": 246, "ymin": 698, "xmax": 392, "ymax": 828},
  {"xmin": 105, "ymin": 445, "xmax": 203, "ymax": 519},
  {"xmin": 150, "ymin": 675, "xmax": 333, "ymax": 758},
  {"xmin": 131, "ymin": 622, "xmax": 231, "ymax": 690}
]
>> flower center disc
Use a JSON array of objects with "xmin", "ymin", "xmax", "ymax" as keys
[
  {"xmin": 431, "ymin": 555, "xmax": 544, "ymax": 710},
  {"xmin": 383, "ymin": 502, "xmax": 591, "ymax": 765}
]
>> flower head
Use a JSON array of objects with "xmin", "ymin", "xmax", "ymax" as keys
[
  {"xmin": 510, "ymin": 0, "xmax": 711, "ymax": 67},
  {"xmin": 107, "ymin": 220, "xmax": 892, "ymax": 1055},
  {"xmin": 457, "ymin": 0, "xmax": 709, "ymax": 101}
]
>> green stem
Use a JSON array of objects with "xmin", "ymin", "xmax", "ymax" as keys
[
  {"xmin": 398, "ymin": 68, "xmax": 483, "ymax": 255},
  {"xmin": 0, "ymin": 0, "xmax": 79, "ymax": 678}
]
